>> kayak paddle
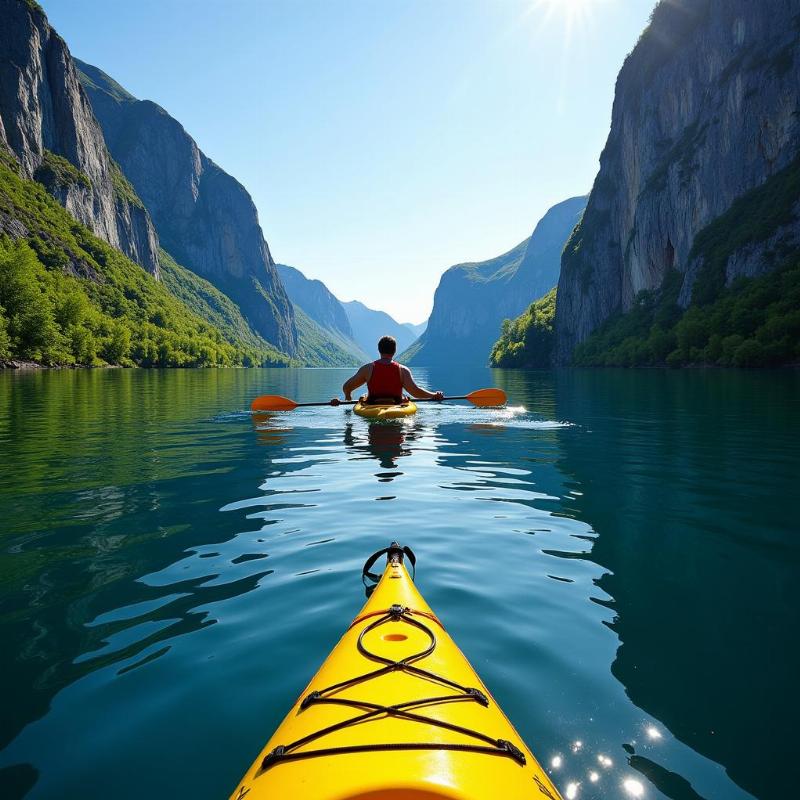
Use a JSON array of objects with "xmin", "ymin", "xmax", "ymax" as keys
[
  {"xmin": 414, "ymin": 388, "xmax": 507, "ymax": 407},
  {"xmin": 251, "ymin": 395, "xmax": 357, "ymax": 411},
  {"xmin": 250, "ymin": 387, "xmax": 507, "ymax": 412}
]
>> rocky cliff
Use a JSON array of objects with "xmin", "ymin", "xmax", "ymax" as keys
[
  {"xmin": 404, "ymin": 320, "xmax": 427, "ymax": 338},
  {"xmin": 555, "ymin": 0, "xmax": 800, "ymax": 363},
  {"xmin": 276, "ymin": 264, "xmax": 355, "ymax": 340},
  {"xmin": 76, "ymin": 60, "xmax": 297, "ymax": 355},
  {"xmin": 0, "ymin": 0, "xmax": 159, "ymax": 275},
  {"xmin": 405, "ymin": 196, "xmax": 586, "ymax": 367},
  {"xmin": 276, "ymin": 263, "xmax": 368, "ymax": 363}
]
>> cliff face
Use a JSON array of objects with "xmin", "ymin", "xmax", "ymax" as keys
[
  {"xmin": 0, "ymin": 0, "xmax": 159, "ymax": 275},
  {"xmin": 555, "ymin": 0, "xmax": 800, "ymax": 363},
  {"xmin": 276, "ymin": 264, "xmax": 354, "ymax": 340},
  {"xmin": 404, "ymin": 321, "xmax": 427, "ymax": 338},
  {"xmin": 405, "ymin": 196, "xmax": 586, "ymax": 367},
  {"xmin": 276, "ymin": 263, "xmax": 369, "ymax": 364},
  {"xmin": 76, "ymin": 60, "xmax": 297, "ymax": 355}
]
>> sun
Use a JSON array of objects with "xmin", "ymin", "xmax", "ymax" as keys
[{"xmin": 532, "ymin": 0, "xmax": 609, "ymax": 30}]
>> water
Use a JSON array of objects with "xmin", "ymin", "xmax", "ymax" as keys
[{"xmin": 0, "ymin": 367, "xmax": 797, "ymax": 800}]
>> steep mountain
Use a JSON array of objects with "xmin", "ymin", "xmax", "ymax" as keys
[
  {"xmin": 403, "ymin": 320, "xmax": 427, "ymax": 338},
  {"xmin": 0, "ymin": 148, "xmax": 287, "ymax": 366},
  {"xmin": 276, "ymin": 264, "xmax": 353, "ymax": 339},
  {"xmin": 276, "ymin": 263, "xmax": 368, "ymax": 363},
  {"xmin": 555, "ymin": 0, "xmax": 800, "ymax": 365},
  {"xmin": 293, "ymin": 306, "xmax": 362, "ymax": 368},
  {"xmin": 158, "ymin": 250, "xmax": 290, "ymax": 366},
  {"xmin": 404, "ymin": 196, "xmax": 586, "ymax": 367},
  {"xmin": 0, "ymin": 0, "xmax": 159, "ymax": 274},
  {"xmin": 75, "ymin": 59, "xmax": 297, "ymax": 355},
  {"xmin": 342, "ymin": 300, "xmax": 417, "ymax": 358}
]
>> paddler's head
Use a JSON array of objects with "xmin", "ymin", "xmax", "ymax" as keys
[{"xmin": 378, "ymin": 336, "xmax": 396, "ymax": 359}]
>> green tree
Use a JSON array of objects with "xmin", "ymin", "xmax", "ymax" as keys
[
  {"xmin": 490, "ymin": 288, "xmax": 557, "ymax": 367},
  {"xmin": 0, "ymin": 306, "xmax": 11, "ymax": 359}
]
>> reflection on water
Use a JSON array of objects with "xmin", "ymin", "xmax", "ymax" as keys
[
  {"xmin": 552, "ymin": 369, "xmax": 799, "ymax": 800},
  {"xmin": 0, "ymin": 367, "xmax": 796, "ymax": 799},
  {"xmin": 344, "ymin": 419, "xmax": 421, "ymax": 476}
]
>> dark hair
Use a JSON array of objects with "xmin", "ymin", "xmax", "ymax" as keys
[{"xmin": 378, "ymin": 335, "xmax": 397, "ymax": 355}]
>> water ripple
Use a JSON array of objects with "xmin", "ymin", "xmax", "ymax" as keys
[{"xmin": 1, "ymin": 367, "xmax": 793, "ymax": 800}]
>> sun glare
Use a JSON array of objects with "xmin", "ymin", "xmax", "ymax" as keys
[{"xmin": 533, "ymin": 0, "xmax": 609, "ymax": 33}]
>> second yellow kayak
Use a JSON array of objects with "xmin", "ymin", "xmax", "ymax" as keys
[
  {"xmin": 353, "ymin": 400, "xmax": 417, "ymax": 419},
  {"xmin": 229, "ymin": 543, "xmax": 562, "ymax": 800}
]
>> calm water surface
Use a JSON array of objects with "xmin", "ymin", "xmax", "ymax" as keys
[{"xmin": 0, "ymin": 367, "xmax": 797, "ymax": 800}]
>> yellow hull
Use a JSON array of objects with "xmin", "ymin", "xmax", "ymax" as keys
[
  {"xmin": 230, "ymin": 548, "xmax": 562, "ymax": 800},
  {"xmin": 353, "ymin": 400, "xmax": 418, "ymax": 419}
]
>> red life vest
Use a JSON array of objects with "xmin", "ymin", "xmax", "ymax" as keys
[{"xmin": 367, "ymin": 360, "xmax": 403, "ymax": 402}]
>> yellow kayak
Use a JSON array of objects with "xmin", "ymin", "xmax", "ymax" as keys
[
  {"xmin": 230, "ymin": 543, "xmax": 562, "ymax": 800},
  {"xmin": 353, "ymin": 400, "xmax": 417, "ymax": 419}
]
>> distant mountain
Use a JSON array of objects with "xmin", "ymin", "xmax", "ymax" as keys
[
  {"xmin": 403, "ymin": 320, "xmax": 427, "ymax": 338},
  {"xmin": 277, "ymin": 264, "xmax": 353, "ymax": 338},
  {"xmin": 276, "ymin": 264, "xmax": 368, "ymax": 363},
  {"xmin": 75, "ymin": 59, "xmax": 297, "ymax": 355},
  {"xmin": 342, "ymin": 300, "xmax": 418, "ymax": 359},
  {"xmin": 402, "ymin": 196, "xmax": 586, "ymax": 366},
  {"xmin": 292, "ymin": 306, "xmax": 362, "ymax": 367}
]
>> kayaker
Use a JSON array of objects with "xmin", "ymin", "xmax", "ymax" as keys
[{"xmin": 331, "ymin": 336, "xmax": 444, "ymax": 406}]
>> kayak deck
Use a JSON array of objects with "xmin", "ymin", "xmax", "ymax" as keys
[
  {"xmin": 230, "ymin": 546, "xmax": 562, "ymax": 800},
  {"xmin": 353, "ymin": 400, "xmax": 417, "ymax": 419}
]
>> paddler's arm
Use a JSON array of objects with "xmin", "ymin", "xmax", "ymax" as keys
[
  {"xmin": 400, "ymin": 366, "xmax": 444, "ymax": 401},
  {"xmin": 331, "ymin": 364, "xmax": 372, "ymax": 405}
]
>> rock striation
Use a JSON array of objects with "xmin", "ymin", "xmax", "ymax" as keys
[
  {"xmin": 0, "ymin": 0, "xmax": 159, "ymax": 275},
  {"xmin": 76, "ymin": 59, "xmax": 297, "ymax": 355},
  {"xmin": 405, "ymin": 196, "xmax": 586, "ymax": 367},
  {"xmin": 555, "ymin": 0, "xmax": 800, "ymax": 363}
]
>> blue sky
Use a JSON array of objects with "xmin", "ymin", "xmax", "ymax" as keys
[{"xmin": 42, "ymin": 0, "xmax": 655, "ymax": 323}]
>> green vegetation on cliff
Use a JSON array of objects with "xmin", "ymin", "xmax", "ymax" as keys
[
  {"xmin": 158, "ymin": 251, "xmax": 289, "ymax": 366},
  {"xmin": 108, "ymin": 158, "xmax": 144, "ymax": 209},
  {"xmin": 293, "ymin": 306, "xmax": 362, "ymax": 367},
  {"xmin": 490, "ymin": 288, "xmax": 556, "ymax": 368},
  {"xmin": 0, "ymin": 155, "xmax": 286, "ymax": 367},
  {"xmin": 572, "ymin": 154, "xmax": 800, "ymax": 368},
  {"xmin": 398, "ymin": 335, "xmax": 424, "ymax": 364},
  {"xmin": 572, "ymin": 259, "xmax": 800, "ymax": 367},
  {"xmin": 34, "ymin": 149, "xmax": 91, "ymax": 191},
  {"xmin": 690, "ymin": 154, "xmax": 800, "ymax": 305}
]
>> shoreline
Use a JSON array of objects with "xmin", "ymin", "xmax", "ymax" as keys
[
  {"xmin": 3, "ymin": 358, "xmax": 798, "ymax": 371},
  {"xmin": 0, "ymin": 359, "xmax": 123, "ymax": 370}
]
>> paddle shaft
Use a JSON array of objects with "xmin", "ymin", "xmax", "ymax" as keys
[
  {"xmin": 295, "ymin": 400, "xmax": 357, "ymax": 407},
  {"xmin": 294, "ymin": 397, "xmax": 449, "ymax": 408},
  {"xmin": 250, "ymin": 387, "xmax": 506, "ymax": 411},
  {"xmin": 414, "ymin": 395, "xmax": 468, "ymax": 402}
]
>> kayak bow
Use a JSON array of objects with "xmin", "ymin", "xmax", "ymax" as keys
[{"xmin": 230, "ymin": 543, "xmax": 562, "ymax": 800}]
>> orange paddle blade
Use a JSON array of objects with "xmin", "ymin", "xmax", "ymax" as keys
[
  {"xmin": 250, "ymin": 394, "xmax": 299, "ymax": 412},
  {"xmin": 466, "ymin": 388, "xmax": 507, "ymax": 407}
]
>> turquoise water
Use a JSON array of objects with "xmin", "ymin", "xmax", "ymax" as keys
[{"xmin": 0, "ymin": 367, "xmax": 797, "ymax": 800}]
